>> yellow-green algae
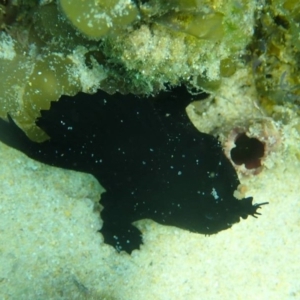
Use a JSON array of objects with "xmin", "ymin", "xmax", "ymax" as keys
[
  {"xmin": 59, "ymin": 0, "xmax": 140, "ymax": 40},
  {"xmin": 0, "ymin": 0, "xmax": 256, "ymax": 141},
  {"xmin": 245, "ymin": 0, "xmax": 300, "ymax": 119}
]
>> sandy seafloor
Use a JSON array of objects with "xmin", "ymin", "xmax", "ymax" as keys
[{"xmin": 0, "ymin": 69, "xmax": 300, "ymax": 300}]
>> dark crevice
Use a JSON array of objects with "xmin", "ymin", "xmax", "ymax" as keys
[
  {"xmin": 230, "ymin": 133, "xmax": 265, "ymax": 169},
  {"xmin": 273, "ymin": 15, "xmax": 290, "ymax": 30}
]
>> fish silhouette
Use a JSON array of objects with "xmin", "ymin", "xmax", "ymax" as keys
[{"xmin": 0, "ymin": 88, "xmax": 267, "ymax": 253}]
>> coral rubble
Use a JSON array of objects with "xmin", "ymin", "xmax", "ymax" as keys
[{"xmin": 0, "ymin": 0, "xmax": 255, "ymax": 141}]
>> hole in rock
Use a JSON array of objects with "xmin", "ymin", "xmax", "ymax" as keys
[{"xmin": 230, "ymin": 133, "xmax": 265, "ymax": 169}]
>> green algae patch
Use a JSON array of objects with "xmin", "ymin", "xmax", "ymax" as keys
[
  {"xmin": 156, "ymin": 12, "xmax": 224, "ymax": 42},
  {"xmin": 0, "ymin": 25, "xmax": 107, "ymax": 141},
  {"xmin": 59, "ymin": 0, "xmax": 140, "ymax": 40},
  {"xmin": 0, "ymin": 50, "xmax": 81, "ymax": 141}
]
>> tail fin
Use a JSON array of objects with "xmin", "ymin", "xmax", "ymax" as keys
[{"xmin": 0, "ymin": 115, "xmax": 35, "ymax": 153}]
